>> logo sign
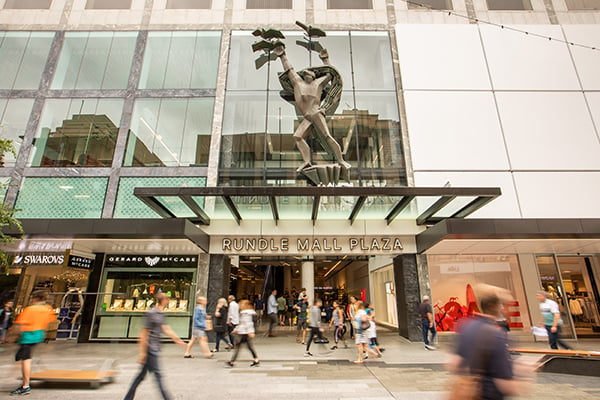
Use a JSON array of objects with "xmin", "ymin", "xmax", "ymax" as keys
[
  {"xmin": 11, "ymin": 253, "xmax": 66, "ymax": 266},
  {"xmin": 106, "ymin": 255, "xmax": 198, "ymax": 268},
  {"xmin": 67, "ymin": 255, "xmax": 94, "ymax": 270}
]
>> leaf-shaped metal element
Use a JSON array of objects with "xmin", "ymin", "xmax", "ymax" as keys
[{"xmin": 262, "ymin": 28, "xmax": 285, "ymax": 39}]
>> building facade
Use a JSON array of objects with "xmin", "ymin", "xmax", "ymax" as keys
[{"xmin": 0, "ymin": 0, "xmax": 599, "ymax": 342}]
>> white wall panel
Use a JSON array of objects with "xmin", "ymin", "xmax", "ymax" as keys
[
  {"xmin": 405, "ymin": 91, "xmax": 509, "ymax": 170},
  {"xmin": 414, "ymin": 171, "xmax": 522, "ymax": 218},
  {"xmin": 564, "ymin": 25, "xmax": 600, "ymax": 90},
  {"xmin": 496, "ymin": 92, "xmax": 600, "ymax": 170},
  {"xmin": 396, "ymin": 24, "xmax": 490, "ymax": 90},
  {"xmin": 514, "ymin": 172, "xmax": 600, "ymax": 218},
  {"xmin": 479, "ymin": 25, "xmax": 580, "ymax": 90}
]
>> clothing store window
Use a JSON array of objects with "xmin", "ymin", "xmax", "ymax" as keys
[
  {"xmin": 407, "ymin": 0, "xmax": 453, "ymax": 10},
  {"xmin": 166, "ymin": 0, "xmax": 212, "ymax": 8},
  {"xmin": 139, "ymin": 31, "xmax": 220, "ymax": 89},
  {"xmin": 0, "ymin": 32, "xmax": 54, "ymax": 90},
  {"xmin": 486, "ymin": 0, "xmax": 532, "ymax": 10},
  {"xmin": 85, "ymin": 0, "xmax": 132, "ymax": 9},
  {"xmin": 4, "ymin": 0, "xmax": 52, "ymax": 9},
  {"xmin": 428, "ymin": 254, "xmax": 530, "ymax": 333},
  {"xmin": 15, "ymin": 177, "xmax": 108, "ymax": 219},
  {"xmin": 52, "ymin": 32, "xmax": 137, "ymax": 90},
  {"xmin": 29, "ymin": 98, "xmax": 124, "ymax": 167},
  {"xmin": 246, "ymin": 0, "xmax": 292, "ymax": 8}
]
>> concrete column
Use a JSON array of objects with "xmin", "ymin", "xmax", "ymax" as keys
[
  {"xmin": 518, "ymin": 253, "xmax": 543, "ymax": 331},
  {"xmin": 284, "ymin": 266, "xmax": 292, "ymax": 293},
  {"xmin": 301, "ymin": 261, "xmax": 314, "ymax": 304},
  {"xmin": 393, "ymin": 254, "xmax": 422, "ymax": 341}
]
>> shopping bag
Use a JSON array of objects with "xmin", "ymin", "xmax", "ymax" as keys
[
  {"xmin": 447, "ymin": 373, "xmax": 481, "ymax": 400},
  {"xmin": 532, "ymin": 326, "xmax": 548, "ymax": 337}
]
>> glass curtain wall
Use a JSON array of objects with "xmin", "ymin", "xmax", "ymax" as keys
[{"xmin": 221, "ymin": 30, "xmax": 405, "ymax": 187}]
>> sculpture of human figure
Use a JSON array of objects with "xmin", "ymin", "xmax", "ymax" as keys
[{"xmin": 274, "ymin": 45, "xmax": 351, "ymax": 172}]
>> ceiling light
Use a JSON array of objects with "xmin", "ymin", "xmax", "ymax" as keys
[
  {"xmin": 59, "ymin": 185, "xmax": 74, "ymax": 190},
  {"xmin": 74, "ymin": 195, "xmax": 90, "ymax": 198}
]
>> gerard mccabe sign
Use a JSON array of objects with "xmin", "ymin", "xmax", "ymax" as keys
[
  {"xmin": 215, "ymin": 236, "xmax": 408, "ymax": 255},
  {"xmin": 107, "ymin": 255, "xmax": 198, "ymax": 268}
]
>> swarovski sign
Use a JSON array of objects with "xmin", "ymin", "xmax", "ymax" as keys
[
  {"xmin": 214, "ymin": 236, "xmax": 410, "ymax": 255},
  {"xmin": 11, "ymin": 253, "xmax": 66, "ymax": 266}
]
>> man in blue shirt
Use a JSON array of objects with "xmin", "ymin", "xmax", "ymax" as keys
[{"xmin": 267, "ymin": 289, "xmax": 278, "ymax": 337}]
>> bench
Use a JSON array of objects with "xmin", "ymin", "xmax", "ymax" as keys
[{"xmin": 30, "ymin": 370, "xmax": 119, "ymax": 389}]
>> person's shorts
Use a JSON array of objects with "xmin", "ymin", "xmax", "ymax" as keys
[
  {"xmin": 278, "ymin": 310, "xmax": 286, "ymax": 316},
  {"xmin": 297, "ymin": 319, "xmax": 307, "ymax": 330},
  {"xmin": 369, "ymin": 337, "xmax": 379, "ymax": 347},
  {"xmin": 355, "ymin": 332, "xmax": 369, "ymax": 345},
  {"xmin": 15, "ymin": 343, "xmax": 36, "ymax": 361},
  {"xmin": 192, "ymin": 329, "xmax": 207, "ymax": 338}
]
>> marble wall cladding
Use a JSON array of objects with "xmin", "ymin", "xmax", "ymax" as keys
[
  {"xmin": 207, "ymin": 254, "xmax": 231, "ymax": 318},
  {"xmin": 393, "ymin": 254, "xmax": 422, "ymax": 341}
]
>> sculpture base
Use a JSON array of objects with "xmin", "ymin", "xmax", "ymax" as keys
[{"xmin": 299, "ymin": 164, "xmax": 349, "ymax": 186}]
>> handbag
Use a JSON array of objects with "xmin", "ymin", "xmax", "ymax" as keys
[
  {"xmin": 205, "ymin": 318, "xmax": 213, "ymax": 331},
  {"xmin": 360, "ymin": 320, "xmax": 371, "ymax": 331}
]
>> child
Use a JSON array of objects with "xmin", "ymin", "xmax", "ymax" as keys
[{"xmin": 366, "ymin": 304, "xmax": 383, "ymax": 358}]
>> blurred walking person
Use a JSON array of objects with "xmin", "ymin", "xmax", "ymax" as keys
[
  {"xmin": 0, "ymin": 300, "xmax": 14, "ymax": 344},
  {"xmin": 418, "ymin": 295, "xmax": 437, "ymax": 350},
  {"xmin": 537, "ymin": 291, "xmax": 572, "ymax": 350},
  {"xmin": 213, "ymin": 297, "xmax": 232, "ymax": 352},
  {"xmin": 304, "ymin": 299, "xmax": 326, "ymax": 357},
  {"xmin": 295, "ymin": 295, "xmax": 308, "ymax": 344},
  {"xmin": 353, "ymin": 301, "xmax": 370, "ymax": 364},
  {"xmin": 124, "ymin": 293, "xmax": 186, "ymax": 400},
  {"xmin": 254, "ymin": 294, "xmax": 264, "ymax": 326},
  {"xmin": 184, "ymin": 296, "xmax": 212, "ymax": 359},
  {"xmin": 9, "ymin": 291, "xmax": 56, "ymax": 396},
  {"xmin": 267, "ymin": 289, "xmax": 278, "ymax": 337},
  {"xmin": 227, "ymin": 300, "xmax": 259, "ymax": 368},
  {"xmin": 346, "ymin": 296, "xmax": 357, "ymax": 339},
  {"xmin": 227, "ymin": 295, "xmax": 239, "ymax": 345},
  {"xmin": 329, "ymin": 300, "xmax": 347, "ymax": 350}
]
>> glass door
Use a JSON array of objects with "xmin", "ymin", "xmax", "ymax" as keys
[
  {"xmin": 535, "ymin": 255, "xmax": 575, "ymax": 338},
  {"xmin": 556, "ymin": 256, "xmax": 600, "ymax": 338}
]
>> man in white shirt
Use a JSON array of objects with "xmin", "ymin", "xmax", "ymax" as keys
[
  {"xmin": 537, "ymin": 291, "xmax": 572, "ymax": 350},
  {"xmin": 267, "ymin": 289, "xmax": 278, "ymax": 337},
  {"xmin": 227, "ymin": 295, "xmax": 240, "ymax": 345}
]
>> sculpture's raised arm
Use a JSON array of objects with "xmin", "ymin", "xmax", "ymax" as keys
[{"xmin": 275, "ymin": 45, "xmax": 302, "ymax": 86}]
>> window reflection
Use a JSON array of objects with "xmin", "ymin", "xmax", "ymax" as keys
[
  {"xmin": 0, "ymin": 32, "xmax": 54, "ymax": 90},
  {"xmin": 29, "ymin": 99, "xmax": 123, "ymax": 167},
  {"xmin": 0, "ymin": 99, "xmax": 34, "ymax": 167},
  {"xmin": 52, "ymin": 32, "xmax": 137, "ymax": 90},
  {"xmin": 125, "ymin": 98, "xmax": 214, "ymax": 167}
]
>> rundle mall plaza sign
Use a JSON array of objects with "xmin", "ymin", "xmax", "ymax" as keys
[{"xmin": 216, "ymin": 236, "xmax": 412, "ymax": 255}]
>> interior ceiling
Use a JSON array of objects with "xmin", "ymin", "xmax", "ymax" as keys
[
  {"xmin": 425, "ymin": 238, "xmax": 600, "ymax": 255},
  {"xmin": 6, "ymin": 238, "xmax": 204, "ymax": 255}
]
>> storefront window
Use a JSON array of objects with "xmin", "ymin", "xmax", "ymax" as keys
[
  {"xmin": 125, "ymin": 98, "xmax": 214, "ymax": 167},
  {"xmin": 0, "ymin": 32, "xmax": 54, "ymax": 90},
  {"xmin": 52, "ymin": 32, "xmax": 137, "ymax": 90},
  {"xmin": 29, "ymin": 98, "xmax": 123, "ymax": 167},
  {"xmin": 113, "ymin": 176, "xmax": 206, "ymax": 218},
  {"xmin": 139, "ymin": 32, "xmax": 220, "ymax": 89},
  {"xmin": 428, "ymin": 254, "xmax": 530, "ymax": 333},
  {"xmin": 0, "ymin": 98, "xmax": 34, "ymax": 167},
  {"xmin": 221, "ymin": 31, "xmax": 405, "ymax": 186},
  {"xmin": 15, "ymin": 177, "xmax": 108, "ymax": 218}
]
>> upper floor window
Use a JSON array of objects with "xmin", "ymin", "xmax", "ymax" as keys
[
  {"xmin": 85, "ymin": 0, "xmax": 132, "ymax": 9},
  {"xmin": 327, "ymin": 0, "xmax": 372, "ymax": 9},
  {"xmin": 4, "ymin": 0, "xmax": 52, "ymax": 9},
  {"xmin": 246, "ymin": 0, "xmax": 292, "ymax": 8},
  {"xmin": 486, "ymin": 0, "xmax": 532, "ymax": 10},
  {"xmin": 166, "ymin": 0, "xmax": 212, "ymax": 8},
  {"xmin": 408, "ymin": 0, "xmax": 453, "ymax": 10},
  {"xmin": 0, "ymin": 32, "xmax": 54, "ymax": 90},
  {"xmin": 565, "ymin": 0, "xmax": 600, "ymax": 10}
]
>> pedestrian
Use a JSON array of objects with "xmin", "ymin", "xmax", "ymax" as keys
[
  {"xmin": 298, "ymin": 288, "xmax": 306, "ymax": 301},
  {"xmin": 353, "ymin": 301, "xmax": 370, "ymax": 364},
  {"xmin": 346, "ymin": 296, "xmax": 357, "ymax": 339},
  {"xmin": 536, "ymin": 290, "xmax": 572, "ymax": 350},
  {"xmin": 286, "ymin": 294, "xmax": 296, "ymax": 327},
  {"xmin": 182, "ymin": 296, "xmax": 212, "ymax": 359},
  {"xmin": 124, "ymin": 293, "xmax": 186, "ymax": 400},
  {"xmin": 9, "ymin": 290, "xmax": 56, "ymax": 396},
  {"xmin": 304, "ymin": 299, "xmax": 326, "ymax": 357},
  {"xmin": 277, "ymin": 293, "xmax": 287, "ymax": 326},
  {"xmin": 0, "ymin": 300, "xmax": 14, "ymax": 344},
  {"xmin": 324, "ymin": 301, "xmax": 333, "ymax": 323},
  {"xmin": 267, "ymin": 289, "xmax": 278, "ymax": 337},
  {"xmin": 227, "ymin": 295, "xmax": 239, "ymax": 345},
  {"xmin": 227, "ymin": 300, "xmax": 259, "ymax": 368},
  {"xmin": 365, "ymin": 305, "xmax": 383, "ymax": 358},
  {"xmin": 213, "ymin": 297, "xmax": 232, "ymax": 352},
  {"xmin": 254, "ymin": 293, "xmax": 264, "ymax": 325},
  {"xmin": 329, "ymin": 300, "xmax": 347, "ymax": 350},
  {"xmin": 418, "ymin": 295, "xmax": 437, "ymax": 350},
  {"xmin": 295, "ymin": 295, "xmax": 308, "ymax": 344},
  {"xmin": 447, "ymin": 285, "xmax": 520, "ymax": 400}
]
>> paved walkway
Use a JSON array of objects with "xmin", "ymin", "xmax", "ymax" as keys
[{"xmin": 1, "ymin": 326, "xmax": 599, "ymax": 399}]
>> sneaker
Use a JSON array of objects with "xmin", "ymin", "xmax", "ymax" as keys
[
  {"xmin": 330, "ymin": 346, "xmax": 338, "ymax": 350},
  {"xmin": 10, "ymin": 386, "xmax": 31, "ymax": 395},
  {"xmin": 425, "ymin": 344, "xmax": 436, "ymax": 351},
  {"xmin": 250, "ymin": 361, "xmax": 260, "ymax": 367},
  {"xmin": 225, "ymin": 361, "xmax": 235, "ymax": 368},
  {"xmin": 304, "ymin": 352, "xmax": 313, "ymax": 357},
  {"xmin": 211, "ymin": 349, "xmax": 219, "ymax": 353}
]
